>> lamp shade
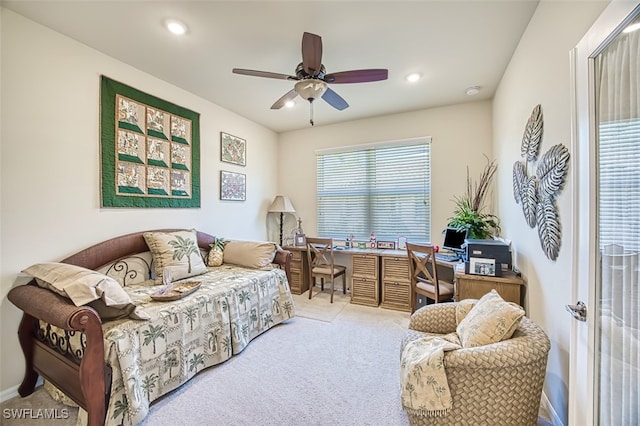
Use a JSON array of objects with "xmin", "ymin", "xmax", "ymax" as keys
[{"xmin": 268, "ymin": 195, "xmax": 296, "ymax": 213}]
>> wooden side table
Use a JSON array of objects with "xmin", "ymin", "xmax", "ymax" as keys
[{"xmin": 455, "ymin": 269, "xmax": 525, "ymax": 306}]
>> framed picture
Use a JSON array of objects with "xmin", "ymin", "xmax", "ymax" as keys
[
  {"xmin": 220, "ymin": 170, "xmax": 246, "ymax": 201},
  {"xmin": 220, "ymin": 132, "xmax": 246, "ymax": 166},
  {"xmin": 100, "ymin": 76, "xmax": 200, "ymax": 208},
  {"xmin": 377, "ymin": 241, "xmax": 396, "ymax": 249},
  {"xmin": 397, "ymin": 236, "xmax": 407, "ymax": 249},
  {"xmin": 295, "ymin": 233, "xmax": 306, "ymax": 247},
  {"xmin": 468, "ymin": 257, "xmax": 496, "ymax": 276}
]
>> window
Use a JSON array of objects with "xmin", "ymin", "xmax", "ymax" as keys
[
  {"xmin": 598, "ymin": 118, "xmax": 640, "ymax": 251},
  {"xmin": 316, "ymin": 138, "xmax": 431, "ymax": 242}
]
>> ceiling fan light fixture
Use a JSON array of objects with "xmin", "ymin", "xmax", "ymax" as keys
[
  {"xmin": 294, "ymin": 80, "xmax": 328, "ymax": 101},
  {"xmin": 165, "ymin": 19, "xmax": 187, "ymax": 35}
]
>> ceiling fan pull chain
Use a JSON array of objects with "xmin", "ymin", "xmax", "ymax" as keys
[{"xmin": 310, "ymin": 99, "xmax": 315, "ymax": 126}]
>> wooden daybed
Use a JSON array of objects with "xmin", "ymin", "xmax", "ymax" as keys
[{"xmin": 7, "ymin": 229, "xmax": 294, "ymax": 426}]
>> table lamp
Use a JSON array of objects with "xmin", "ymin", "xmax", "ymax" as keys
[{"xmin": 268, "ymin": 195, "xmax": 296, "ymax": 246}]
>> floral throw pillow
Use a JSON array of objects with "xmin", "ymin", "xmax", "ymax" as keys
[
  {"xmin": 143, "ymin": 229, "xmax": 207, "ymax": 283},
  {"xmin": 456, "ymin": 289, "xmax": 525, "ymax": 348}
]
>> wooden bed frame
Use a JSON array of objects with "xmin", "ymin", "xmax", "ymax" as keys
[{"xmin": 7, "ymin": 229, "xmax": 292, "ymax": 426}]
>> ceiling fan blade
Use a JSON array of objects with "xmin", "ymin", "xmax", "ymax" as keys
[
  {"xmin": 233, "ymin": 68, "xmax": 296, "ymax": 80},
  {"xmin": 321, "ymin": 87, "xmax": 349, "ymax": 111},
  {"xmin": 302, "ymin": 32, "xmax": 322, "ymax": 77},
  {"xmin": 324, "ymin": 69, "xmax": 388, "ymax": 84},
  {"xmin": 271, "ymin": 89, "xmax": 299, "ymax": 110}
]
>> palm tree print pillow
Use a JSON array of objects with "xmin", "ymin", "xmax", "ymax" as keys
[{"xmin": 143, "ymin": 229, "xmax": 207, "ymax": 283}]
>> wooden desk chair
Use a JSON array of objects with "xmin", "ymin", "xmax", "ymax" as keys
[
  {"xmin": 306, "ymin": 237, "xmax": 347, "ymax": 303},
  {"xmin": 406, "ymin": 242, "xmax": 454, "ymax": 313}
]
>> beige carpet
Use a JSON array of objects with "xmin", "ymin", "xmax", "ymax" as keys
[
  {"xmin": 1, "ymin": 291, "xmax": 553, "ymax": 426},
  {"xmin": 290, "ymin": 288, "xmax": 351, "ymax": 322},
  {"xmin": 0, "ymin": 290, "xmax": 410, "ymax": 426}
]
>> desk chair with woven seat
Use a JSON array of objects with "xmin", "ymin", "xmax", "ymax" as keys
[
  {"xmin": 306, "ymin": 237, "xmax": 347, "ymax": 303},
  {"xmin": 406, "ymin": 242, "xmax": 454, "ymax": 313}
]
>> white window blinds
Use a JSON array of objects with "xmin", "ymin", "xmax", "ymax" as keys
[
  {"xmin": 599, "ymin": 118, "xmax": 640, "ymax": 251},
  {"xmin": 316, "ymin": 138, "xmax": 431, "ymax": 242}
]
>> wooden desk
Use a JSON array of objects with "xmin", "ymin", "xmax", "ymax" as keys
[
  {"xmin": 285, "ymin": 246, "xmax": 458, "ymax": 312},
  {"xmin": 455, "ymin": 269, "xmax": 525, "ymax": 306}
]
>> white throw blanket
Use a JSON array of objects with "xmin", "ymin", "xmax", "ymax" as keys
[{"xmin": 400, "ymin": 332, "xmax": 462, "ymax": 417}]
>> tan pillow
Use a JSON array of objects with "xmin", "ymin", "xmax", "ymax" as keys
[
  {"xmin": 456, "ymin": 290, "xmax": 524, "ymax": 348},
  {"xmin": 143, "ymin": 229, "xmax": 207, "ymax": 283},
  {"xmin": 455, "ymin": 298, "xmax": 478, "ymax": 324},
  {"xmin": 23, "ymin": 262, "xmax": 149, "ymax": 320},
  {"xmin": 223, "ymin": 240, "xmax": 276, "ymax": 269}
]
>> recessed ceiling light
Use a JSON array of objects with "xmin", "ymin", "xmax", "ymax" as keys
[
  {"xmin": 166, "ymin": 19, "xmax": 187, "ymax": 35},
  {"xmin": 285, "ymin": 101, "xmax": 295, "ymax": 108},
  {"xmin": 405, "ymin": 73, "xmax": 421, "ymax": 83},
  {"xmin": 465, "ymin": 86, "xmax": 481, "ymax": 96},
  {"xmin": 623, "ymin": 22, "xmax": 640, "ymax": 33}
]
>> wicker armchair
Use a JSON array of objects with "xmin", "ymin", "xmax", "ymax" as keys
[{"xmin": 401, "ymin": 302, "xmax": 550, "ymax": 426}]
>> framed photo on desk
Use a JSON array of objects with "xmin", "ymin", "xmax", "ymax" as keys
[
  {"xmin": 294, "ymin": 233, "xmax": 306, "ymax": 246},
  {"xmin": 468, "ymin": 257, "xmax": 496, "ymax": 276}
]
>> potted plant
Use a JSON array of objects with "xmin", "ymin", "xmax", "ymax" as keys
[{"xmin": 447, "ymin": 157, "xmax": 501, "ymax": 239}]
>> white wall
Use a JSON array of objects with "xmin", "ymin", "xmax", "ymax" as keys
[
  {"xmin": 0, "ymin": 9, "xmax": 279, "ymax": 394},
  {"xmin": 277, "ymin": 101, "xmax": 494, "ymax": 245},
  {"xmin": 493, "ymin": 1, "xmax": 608, "ymax": 424}
]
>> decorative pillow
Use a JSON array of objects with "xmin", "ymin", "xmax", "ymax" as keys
[
  {"xmin": 222, "ymin": 240, "xmax": 276, "ymax": 269},
  {"xmin": 456, "ymin": 290, "xmax": 525, "ymax": 348},
  {"xmin": 22, "ymin": 262, "xmax": 149, "ymax": 320},
  {"xmin": 207, "ymin": 238, "xmax": 226, "ymax": 267},
  {"xmin": 455, "ymin": 298, "xmax": 478, "ymax": 324},
  {"xmin": 143, "ymin": 229, "xmax": 207, "ymax": 283}
]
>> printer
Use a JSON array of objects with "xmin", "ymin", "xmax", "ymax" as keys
[{"xmin": 463, "ymin": 239, "xmax": 512, "ymax": 275}]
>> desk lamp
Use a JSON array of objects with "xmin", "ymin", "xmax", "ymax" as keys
[{"xmin": 268, "ymin": 195, "xmax": 296, "ymax": 246}]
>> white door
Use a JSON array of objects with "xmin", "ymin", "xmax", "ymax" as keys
[{"xmin": 571, "ymin": 2, "xmax": 640, "ymax": 425}]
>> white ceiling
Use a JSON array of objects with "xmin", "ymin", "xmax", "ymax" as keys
[{"xmin": 3, "ymin": 0, "xmax": 539, "ymax": 133}]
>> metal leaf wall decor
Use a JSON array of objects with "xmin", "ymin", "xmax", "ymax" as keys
[
  {"xmin": 522, "ymin": 176, "xmax": 539, "ymax": 228},
  {"xmin": 536, "ymin": 198, "xmax": 561, "ymax": 260},
  {"xmin": 521, "ymin": 104, "xmax": 543, "ymax": 161},
  {"xmin": 512, "ymin": 104, "xmax": 570, "ymax": 261},
  {"xmin": 512, "ymin": 161, "xmax": 526, "ymax": 203},
  {"xmin": 536, "ymin": 144, "xmax": 570, "ymax": 199}
]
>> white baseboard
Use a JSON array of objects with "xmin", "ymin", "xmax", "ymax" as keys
[
  {"xmin": 0, "ymin": 378, "xmax": 43, "ymax": 403},
  {"xmin": 540, "ymin": 391, "xmax": 564, "ymax": 426},
  {"xmin": 0, "ymin": 384, "xmax": 20, "ymax": 403}
]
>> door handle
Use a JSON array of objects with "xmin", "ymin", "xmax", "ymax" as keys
[{"xmin": 566, "ymin": 301, "xmax": 587, "ymax": 322}]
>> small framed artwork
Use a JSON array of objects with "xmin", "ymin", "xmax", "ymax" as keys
[
  {"xmin": 220, "ymin": 170, "xmax": 246, "ymax": 201},
  {"xmin": 295, "ymin": 233, "xmax": 306, "ymax": 247},
  {"xmin": 377, "ymin": 241, "xmax": 396, "ymax": 250},
  {"xmin": 220, "ymin": 132, "xmax": 246, "ymax": 166},
  {"xmin": 397, "ymin": 236, "xmax": 407, "ymax": 250},
  {"xmin": 468, "ymin": 257, "xmax": 496, "ymax": 276}
]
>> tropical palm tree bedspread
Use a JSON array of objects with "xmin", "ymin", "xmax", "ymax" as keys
[{"xmin": 68, "ymin": 265, "xmax": 294, "ymax": 426}]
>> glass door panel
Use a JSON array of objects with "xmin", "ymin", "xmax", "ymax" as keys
[{"xmin": 595, "ymin": 11, "xmax": 640, "ymax": 424}]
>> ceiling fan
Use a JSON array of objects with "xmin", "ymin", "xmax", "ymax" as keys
[{"xmin": 232, "ymin": 32, "xmax": 388, "ymax": 125}]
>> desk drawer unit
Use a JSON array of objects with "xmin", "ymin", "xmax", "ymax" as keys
[
  {"xmin": 351, "ymin": 254, "xmax": 379, "ymax": 306},
  {"xmin": 288, "ymin": 249, "xmax": 309, "ymax": 295},
  {"xmin": 381, "ymin": 256, "xmax": 411, "ymax": 311}
]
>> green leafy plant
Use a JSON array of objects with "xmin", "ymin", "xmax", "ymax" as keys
[{"xmin": 447, "ymin": 157, "xmax": 501, "ymax": 239}]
